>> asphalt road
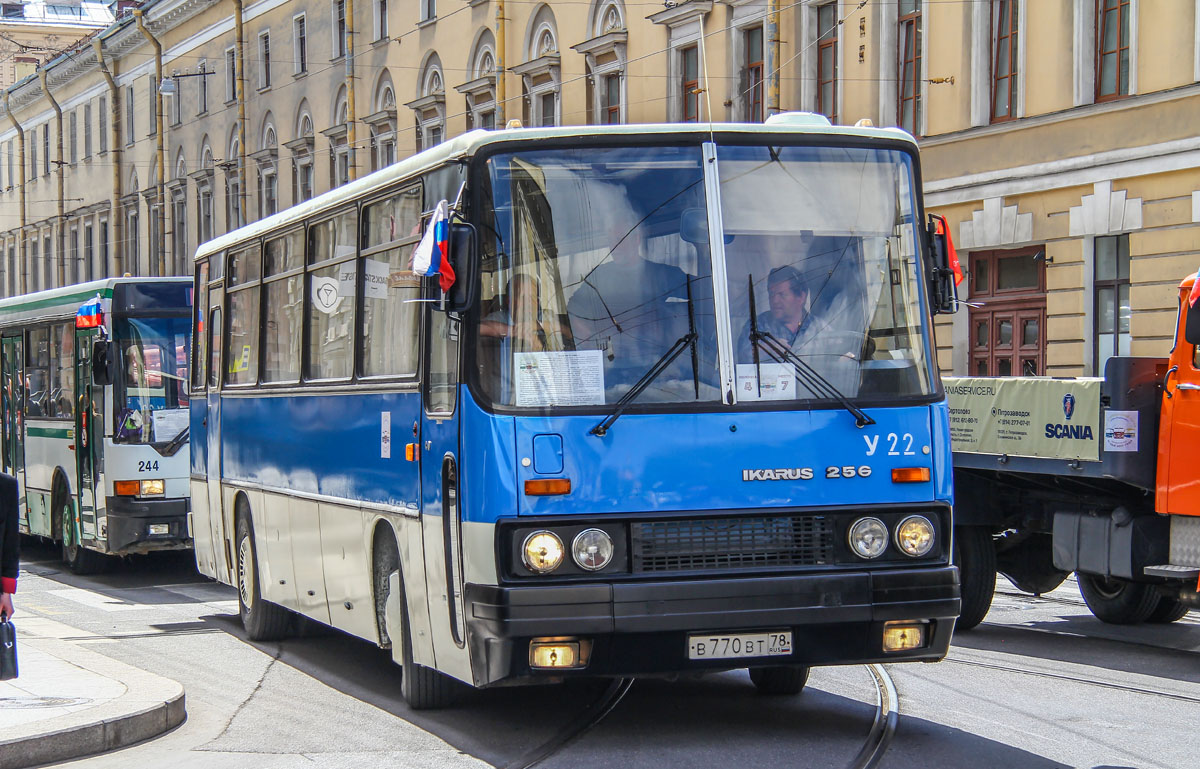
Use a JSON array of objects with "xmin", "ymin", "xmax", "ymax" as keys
[{"xmin": 15, "ymin": 539, "xmax": 1200, "ymax": 769}]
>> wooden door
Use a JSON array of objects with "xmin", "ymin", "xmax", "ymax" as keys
[{"xmin": 968, "ymin": 247, "xmax": 1046, "ymax": 377}]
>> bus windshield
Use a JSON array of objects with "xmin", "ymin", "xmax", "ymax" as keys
[
  {"xmin": 475, "ymin": 142, "xmax": 933, "ymax": 410},
  {"xmin": 113, "ymin": 314, "xmax": 191, "ymax": 444}
]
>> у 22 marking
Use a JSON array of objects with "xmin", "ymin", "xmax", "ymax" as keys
[{"xmin": 863, "ymin": 433, "xmax": 918, "ymax": 457}]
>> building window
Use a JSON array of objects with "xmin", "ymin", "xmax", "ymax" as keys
[
  {"xmin": 538, "ymin": 92, "xmax": 557, "ymax": 127},
  {"xmin": 126, "ymin": 211, "xmax": 139, "ymax": 276},
  {"xmin": 198, "ymin": 185, "xmax": 213, "ymax": 243},
  {"xmin": 681, "ymin": 45, "xmax": 699, "ymax": 123},
  {"xmin": 421, "ymin": 0, "xmax": 435, "ymax": 22},
  {"xmin": 817, "ymin": 3, "xmax": 838, "ymax": 123},
  {"xmin": 603, "ymin": 73, "xmax": 621, "ymax": 124},
  {"xmin": 173, "ymin": 194, "xmax": 188, "ymax": 275},
  {"xmin": 294, "ymin": 16, "xmax": 307, "ymax": 74},
  {"xmin": 259, "ymin": 167, "xmax": 278, "ymax": 218},
  {"xmin": 170, "ymin": 78, "xmax": 182, "ymax": 125},
  {"xmin": 227, "ymin": 175, "xmax": 242, "ymax": 229},
  {"xmin": 84, "ymin": 104, "xmax": 92, "ymax": 158},
  {"xmin": 198, "ymin": 59, "xmax": 209, "ymax": 113},
  {"xmin": 1096, "ymin": 0, "xmax": 1130, "ymax": 101},
  {"xmin": 99, "ymin": 95, "xmax": 108, "ymax": 153},
  {"xmin": 295, "ymin": 157, "xmax": 314, "ymax": 203},
  {"xmin": 992, "ymin": 0, "xmax": 1019, "ymax": 121},
  {"xmin": 69, "ymin": 110, "xmax": 77, "ymax": 164},
  {"xmin": 259, "ymin": 32, "xmax": 271, "ymax": 89},
  {"xmin": 375, "ymin": 0, "xmax": 388, "ymax": 40},
  {"xmin": 1094, "ymin": 234, "xmax": 1130, "ymax": 374},
  {"xmin": 333, "ymin": 0, "xmax": 346, "ymax": 58},
  {"xmin": 84, "ymin": 221, "xmax": 94, "ymax": 281},
  {"xmin": 226, "ymin": 47, "xmax": 237, "ymax": 102},
  {"xmin": 898, "ymin": 0, "xmax": 922, "ymax": 136},
  {"xmin": 744, "ymin": 26, "xmax": 764, "ymax": 122},
  {"xmin": 68, "ymin": 226, "xmax": 78, "ymax": 284},
  {"xmin": 149, "ymin": 78, "xmax": 158, "ymax": 135},
  {"xmin": 42, "ymin": 124, "xmax": 49, "ymax": 176},
  {"xmin": 29, "ymin": 129, "xmax": 36, "ymax": 181},
  {"xmin": 99, "ymin": 219, "xmax": 109, "ymax": 277},
  {"xmin": 14, "ymin": 56, "xmax": 35, "ymax": 81}
]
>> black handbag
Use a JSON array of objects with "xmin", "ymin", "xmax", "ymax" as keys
[{"xmin": 0, "ymin": 614, "xmax": 16, "ymax": 680}]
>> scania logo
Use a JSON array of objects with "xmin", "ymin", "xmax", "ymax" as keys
[
  {"xmin": 742, "ymin": 468, "xmax": 815, "ymax": 481},
  {"xmin": 1063, "ymin": 393, "xmax": 1076, "ymax": 421}
]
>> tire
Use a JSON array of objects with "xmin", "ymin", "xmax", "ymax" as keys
[
  {"xmin": 58, "ymin": 494, "xmax": 108, "ymax": 575},
  {"xmin": 1146, "ymin": 596, "xmax": 1190, "ymax": 624},
  {"xmin": 954, "ymin": 526, "xmax": 997, "ymax": 631},
  {"xmin": 235, "ymin": 513, "xmax": 292, "ymax": 641},
  {"xmin": 749, "ymin": 665, "xmax": 810, "ymax": 696},
  {"xmin": 381, "ymin": 565, "xmax": 457, "ymax": 710},
  {"xmin": 1077, "ymin": 574, "xmax": 1159, "ymax": 624}
]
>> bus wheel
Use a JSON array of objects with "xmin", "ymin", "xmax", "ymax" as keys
[
  {"xmin": 383, "ymin": 569, "xmax": 457, "ymax": 710},
  {"xmin": 954, "ymin": 526, "xmax": 996, "ymax": 631},
  {"xmin": 235, "ymin": 513, "xmax": 291, "ymax": 641},
  {"xmin": 1077, "ymin": 574, "xmax": 1158, "ymax": 624},
  {"xmin": 1146, "ymin": 597, "xmax": 1190, "ymax": 624},
  {"xmin": 749, "ymin": 665, "xmax": 809, "ymax": 696},
  {"xmin": 57, "ymin": 492, "xmax": 107, "ymax": 575}
]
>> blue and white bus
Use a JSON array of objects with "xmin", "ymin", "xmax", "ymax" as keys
[
  {"xmin": 0, "ymin": 278, "xmax": 193, "ymax": 573},
  {"xmin": 190, "ymin": 115, "xmax": 961, "ymax": 708}
]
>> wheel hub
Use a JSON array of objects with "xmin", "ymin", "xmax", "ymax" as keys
[{"xmin": 237, "ymin": 536, "xmax": 255, "ymax": 609}]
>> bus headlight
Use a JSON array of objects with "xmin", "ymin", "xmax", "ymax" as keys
[
  {"xmin": 523, "ymin": 531, "xmax": 565, "ymax": 574},
  {"xmin": 848, "ymin": 517, "xmax": 888, "ymax": 559},
  {"xmin": 571, "ymin": 529, "xmax": 613, "ymax": 571},
  {"xmin": 895, "ymin": 515, "xmax": 935, "ymax": 557},
  {"xmin": 140, "ymin": 479, "xmax": 165, "ymax": 497}
]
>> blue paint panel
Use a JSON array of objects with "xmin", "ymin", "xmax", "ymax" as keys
[
  {"xmin": 929, "ymin": 399, "xmax": 953, "ymax": 504},
  {"xmin": 510, "ymin": 406, "xmax": 941, "ymax": 517},
  {"xmin": 459, "ymin": 389, "xmax": 518, "ymax": 524},
  {"xmin": 218, "ymin": 391, "xmax": 423, "ymax": 508},
  {"xmin": 532, "ymin": 434, "xmax": 564, "ymax": 474},
  {"xmin": 190, "ymin": 399, "xmax": 208, "ymax": 475}
]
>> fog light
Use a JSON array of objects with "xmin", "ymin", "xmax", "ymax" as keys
[
  {"xmin": 572, "ymin": 528, "xmax": 613, "ymax": 571},
  {"xmin": 140, "ymin": 479, "xmax": 165, "ymax": 496},
  {"xmin": 149, "ymin": 523, "xmax": 169, "ymax": 536},
  {"xmin": 522, "ymin": 531, "xmax": 565, "ymax": 574},
  {"xmin": 895, "ymin": 515, "xmax": 935, "ymax": 557},
  {"xmin": 529, "ymin": 638, "xmax": 585, "ymax": 669},
  {"xmin": 882, "ymin": 621, "xmax": 927, "ymax": 652},
  {"xmin": 848, "ymin": 517, "xmax": 888, "ymax": 559}
]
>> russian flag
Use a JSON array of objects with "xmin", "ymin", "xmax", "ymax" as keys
[
  {"xmin": 75, "ymin": 294, "xmax": 104, "ymax": 329},
  {"xmin": 411, "ymin": 200, "xmax": 456, "ymax": 293}
]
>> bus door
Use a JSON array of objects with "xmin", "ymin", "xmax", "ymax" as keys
[
  {"xmin": 1, "ymin": 335, "xmax": 26, "ymax": 509},
  {"xmin": 419, "ymin": 308, "xmax": 470, "ymax": 679},
  {"xmin": 73, "ymin": 328, "xmax": 101, "ymax": 544},
  {"xmin": 206, "ymin": 301, "xmax": 228, "ymax": 582}
]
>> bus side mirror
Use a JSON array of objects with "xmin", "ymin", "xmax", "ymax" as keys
[
  {"xmin": 926, "ymin": 215, "xmax": 961, "ymax": 315},
  {"xmin": 444, "ymin": 221, "xmax": 479, "ymax": 314},
  {"xmin": 1185, "ymin": 299, "xmax": 1200, "ymax": 346},
  {"xmin": 92, "ymin": 340, "xmax": 113, "ymax": 386}
]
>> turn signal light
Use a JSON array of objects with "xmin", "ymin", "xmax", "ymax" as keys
[
  {"xmin": 524, "ymin": 478, "xmax": 571, "ymax": 496},
  {"xmin": 882, "ymin": 621, "xmax": 927, "ymax": 652},
  {"xmin": 114, "ymin": 480, "xmax": 140, "ymax": 496},
  {"xmin": 892, "ymin": 467, "xmax": 931, "ymax": 483}
]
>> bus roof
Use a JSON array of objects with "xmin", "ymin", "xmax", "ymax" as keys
[
  {"xmin": 194, "ymin": 116, "xmax": 918, "ymax": 263},
  {"xmin": 0, "ymin": 276, "xmax": 190, "ymax": 326}
]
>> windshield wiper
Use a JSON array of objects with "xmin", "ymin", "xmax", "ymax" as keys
[
  {"xmin": 746, "ymin": 275, "xmax": 874, "ymax": 428},
  {"xmin": 589, "ymin": 277, "xmax": 700, "ymax": 437},
  {"xmin": 151, "ymin": 425, "xmax": 190, "ymax": 457}
]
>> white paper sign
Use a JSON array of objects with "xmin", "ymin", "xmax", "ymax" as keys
[
  {"xmin": 364, "ymin": 258, "xmax": 390, "ymax": 299},
  {"xmin": 312, "ymin": 276, "xmax": 341, "ymax": 314},
  {"xmin": 736, "ymin": 363, "xmax": 797, "ymax": 401},
  {"xmin": 152, "ymin": 408, "xmax": 190, "ymax": 442},
  {"xmin": 515, "ymin": 350, "xmax": 605, "ymax": 407},
  {"xmin": 1103, "ymin": 410, "xmax": 1139, "ymax": 453},
  {"xmin": 381, "ymin": 411, "xmax": 392, "ymax": 458}
]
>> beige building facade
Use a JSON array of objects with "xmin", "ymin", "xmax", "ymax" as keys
[{"xmin": 0, "ymin": 0, "xmax": 1198, "ymax": 381}]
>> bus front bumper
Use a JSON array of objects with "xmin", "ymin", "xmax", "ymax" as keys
[
  {"xmin": 105, "ymin": 496, "xmax": 192, "ymax": 554},
  {"xmin": 464, "ymin": 565, "xmax": 959, "ymax": 687}
]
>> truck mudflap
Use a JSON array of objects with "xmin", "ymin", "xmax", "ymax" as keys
[{"xmin": 1052, "ymin": 509, "xmax": 1169, "ymax": 580}]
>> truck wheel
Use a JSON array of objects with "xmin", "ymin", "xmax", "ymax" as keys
[
  {"xmin": 235, "ymin": 513, "xmax": 292, "ymax": 641},
  {"xmin": 954, "ymin": 526, "xmax": 996, "ymax": 631},
  {"xmin": 749, "ymin": 665, "xmax": 809, "ymax": 695},
  {"xmin": 1077, "ymin": 574, "xmax": 1158, "ymax": 624},
  {"xmin": 1146, "ymin": 597, "xmax": 1190, "ymax": 624}
]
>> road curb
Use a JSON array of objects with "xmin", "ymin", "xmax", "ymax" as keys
[{"xmin": 0, "ymin": 634, "xmax": 186, "ymax": 769}]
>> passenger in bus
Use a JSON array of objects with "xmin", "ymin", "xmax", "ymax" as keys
[
  {"xmin": 567, "ymin": 224, "xmax": 691, "ymax": 385},
  {"xmin": 480, "ymin": 274, "xmax": 568, "ymax": 352}
]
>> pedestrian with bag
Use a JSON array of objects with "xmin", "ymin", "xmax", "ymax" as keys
[{"xmin": 1, "ymin": 470, "xmax": 18, "ymax": 679}]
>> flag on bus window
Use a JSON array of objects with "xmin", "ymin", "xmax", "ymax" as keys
[
  {"xmin": 411, "ymin": 199, "xmax": 456, "ymax": 293},
  {"xmin": 75, "ymin": 294, "xmax": 104, "ymax": 329}
]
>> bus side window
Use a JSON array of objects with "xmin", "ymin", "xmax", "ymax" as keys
[
  {"xmin": 52, "ymin": 322, "xmax": 73, "ymax": 419},
  {"xmin": 427, "ymin": 309, "xmax": 459, "ymax": 414},
  {"xmin": 209, "ymin": 307, "xmax": 222, "ymax": 389},
  {"xmin": 25, "ymin": 326, "xmax": 50, "ymax": 417}
]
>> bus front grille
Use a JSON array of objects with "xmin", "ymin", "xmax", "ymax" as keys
[{"xmin": 630, "ymin": 515, "xmax": 835, "ymax": 573}]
